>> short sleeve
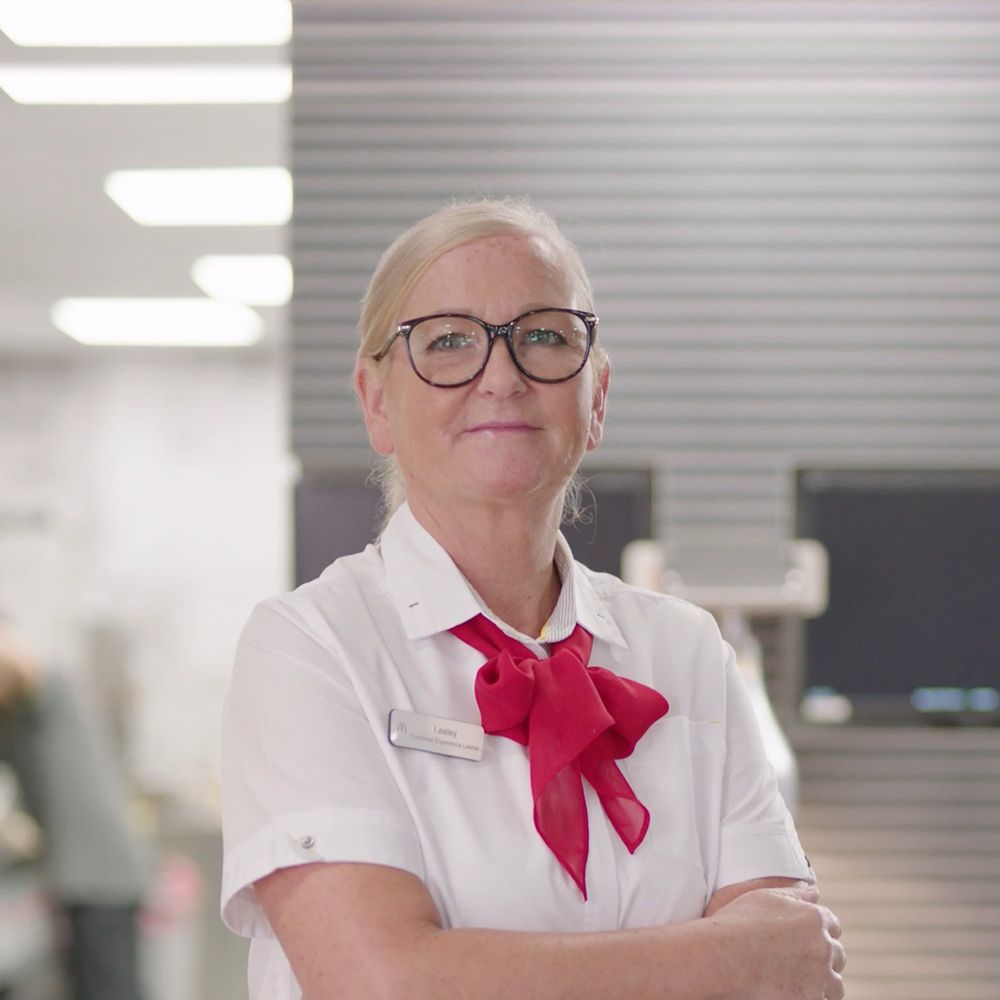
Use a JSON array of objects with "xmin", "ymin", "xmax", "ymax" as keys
[
  {"xmin": 220, "ymin": 601, "xmax": 425, "ymax": 938},
  {"xmin": 715, "ymin": 646, "xmax": 814, "ymax": 890}
]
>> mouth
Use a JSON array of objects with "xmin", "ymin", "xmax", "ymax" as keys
[{"xmin": 465, "ymin": 420, "xmax": 539, "ymax": 434}]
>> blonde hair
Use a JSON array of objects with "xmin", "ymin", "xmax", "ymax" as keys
[{"xmin": 355, "ymin": 197, "xmax": 607, "ymax": 524}]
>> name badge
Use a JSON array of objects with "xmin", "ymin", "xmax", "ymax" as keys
[{"xmin": 387, "ymin": 709, "xmax": 484, "ymax": 762}]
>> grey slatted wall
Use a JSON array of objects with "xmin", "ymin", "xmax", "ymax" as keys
[
  {"xmin": 290, "ymin": 0, "xmax": 1000, "ymax": 545},
  {"xmin": 793, "ymin": 725, "xmax": 1000, "ymax": 1000}
]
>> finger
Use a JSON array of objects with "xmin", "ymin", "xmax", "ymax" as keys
[
  {"xmin": 775, "ymin": 882, "xmax": 820, "ymax": 903},
  {"xmin": 824, "ymin": 970, "xmax": 846, "ymax": 1000},
  {"xmin": 831, "ymin": 939, "xmax": 847, "ymax": 974},
  {"xmin": 824, "ymin": 907, "xmax": 843, "ymax": 939}
]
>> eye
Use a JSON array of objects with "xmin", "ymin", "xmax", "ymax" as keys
[
  {"xmin": 427, "ymin": 331, "xmax": 477, "ymax": 352},
  {"xmin": 521, "ymin": 327, "xmax": 567, "ymax": 347}
]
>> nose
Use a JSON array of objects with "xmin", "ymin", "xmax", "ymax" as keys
[{"xmin": 476, "ymin": 331, "xmax": 527, "ymax": 397}]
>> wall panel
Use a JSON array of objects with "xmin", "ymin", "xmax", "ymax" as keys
[{"xmin": 291, "ymin": 0, "xmax": 1000, "ymax": 542}]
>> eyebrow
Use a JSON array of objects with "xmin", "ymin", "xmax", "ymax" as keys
[{"xmin": 406, "ymin": 304, "xmax": 571, "ymax": 319}]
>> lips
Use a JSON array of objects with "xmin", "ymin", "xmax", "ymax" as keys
[{"xmin": 465, "ymin": 420, "xmax": 539, "ymax": 433}]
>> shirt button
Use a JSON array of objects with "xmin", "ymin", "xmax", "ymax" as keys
[{"xmin": 298, "ymin": 835, "xmax": 316, "ymax": 850}]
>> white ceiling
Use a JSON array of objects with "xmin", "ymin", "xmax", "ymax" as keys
[{"xmin": 0, "ymin": 31, "xmax": 288, "ymax": 358}]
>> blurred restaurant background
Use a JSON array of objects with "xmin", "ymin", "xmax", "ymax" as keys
[{"xmin": 1, "ymin": 2, "xmax": 998, "ymax": 998}]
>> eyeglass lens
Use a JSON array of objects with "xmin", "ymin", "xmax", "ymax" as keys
[{"xmin": 407, "ymin": 310, "xmax": 590, "ymax": 385}]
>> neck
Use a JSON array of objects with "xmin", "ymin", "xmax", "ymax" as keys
[{"xmin": 406, "ymin": 492, "xmax": 564, "ymax": 638}]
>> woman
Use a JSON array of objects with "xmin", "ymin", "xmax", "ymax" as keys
[{"xmin": 220, "ymin": 199, "xmax": 846, "ymax": 999}]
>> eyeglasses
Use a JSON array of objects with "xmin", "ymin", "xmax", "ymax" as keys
[{"xmin": 372, "ymin": 307, "xmax": 598, "ymax": 388}]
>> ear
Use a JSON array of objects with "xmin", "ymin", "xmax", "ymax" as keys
[
  {"xmin": 586, "ymin": 360, "xmax": 610, "ymax": 452},
  {"xmin": 354, "ymin": 360, "xmax": 395, "ymax": 456}
]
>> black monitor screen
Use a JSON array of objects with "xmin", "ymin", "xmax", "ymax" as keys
[
  {"xmin": 294, "ymin": 474, "xmax": 382, "ymax": 586},
  {"xmin": 562, "ymin": 469, "xmax": 653, "ymax": 577},
  {"xmin": 796, "ymin": 469, "xmax": 1000, "ymax": 715}
]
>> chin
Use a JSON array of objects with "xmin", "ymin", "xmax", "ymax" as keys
[
  {"xmin": 466, "ymin": 468, "xmax": 567, "ymax": 505},
  {"xmin": 445, "ymin": 446, "xmax": 580, "ymax": 504}
]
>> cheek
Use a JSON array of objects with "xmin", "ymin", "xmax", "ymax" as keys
[
  {"xmin": 385, "ymin": 387, "xmax": 457, "ymax": 459},
  {"xmin": 552, "ymin": 398, "xmax": 595, "ymax": 462}
]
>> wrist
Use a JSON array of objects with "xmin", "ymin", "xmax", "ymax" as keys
[
  {"xmin": 708, "ymin": 911, "xmax": 765, "ymax": 1000},
  {"xmin": 648, "ymin": 915, "xmax": 745, "ymax": 1000}
]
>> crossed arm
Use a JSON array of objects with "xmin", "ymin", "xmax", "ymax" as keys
[{"xmin": 255, "ymin": 862, "xmax": 845, "ymax": 1000}]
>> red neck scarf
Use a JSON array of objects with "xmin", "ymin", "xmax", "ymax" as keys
[{"xmin": 449, "ymin": 614, "xmax": 668, "ymax": 899}]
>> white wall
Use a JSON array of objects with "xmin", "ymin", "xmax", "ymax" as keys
[{"xmin": 0, "ymin": 354, "xmax": 292, "ymax": 805}]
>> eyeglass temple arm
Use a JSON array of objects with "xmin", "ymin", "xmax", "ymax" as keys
[{"xmin": 371, "ymin": 328, "xmax": 405, "ymax": 362}]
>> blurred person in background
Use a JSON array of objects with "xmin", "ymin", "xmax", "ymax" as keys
[
  {"xmin": 221, "ymin": 199, "xmax": 846, "ymax": 1000},
  {"xmin": 0, "ymin": 615, "xmax": 147, "ymax": 1000}
]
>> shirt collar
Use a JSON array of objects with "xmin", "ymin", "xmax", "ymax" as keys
[
  {"xmin": 379, "ymin": 502, "xmax": 629, "ymax": 651},
  {"xmin": 556, "ymin": 532, "xmax": 629, "ymax": 650},
  {"xmin": 380, "ymin": 502, "xmax": 483, "ymax": 641}
]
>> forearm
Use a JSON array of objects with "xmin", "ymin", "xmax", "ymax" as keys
[
  {"xmin": 382, "ymin": 878, "xmax": 813, "ymax": 1000},
  {"xmin": 704, "ymin": 875, "xmax": 810, "ymax": 917},
  {"xmin": 262, "ymin": 864, "xmax": 742, "ymax": 1000},
  {"xmin": 360, "ymin": 918, "xmax": 735, "ymax": 1000}
]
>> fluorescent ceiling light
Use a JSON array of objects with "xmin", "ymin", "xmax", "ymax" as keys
[
  {"xmin": 105, "ymin": 167, "xmax": 292, "ymax": 226},
  {"xmin": 0, "ymin": 1, "xmax": 291, "ymax": 47},
  {"xmin": 52, "ymin": 298, "xmax": 263, "ymax": 347},
  {"xmin": 0, "ymin": 65, "xmax": 291, "ymax": 105},
  {"xmin": 192, "ymin": 254, "xmax": 293, "ymax": 306}
]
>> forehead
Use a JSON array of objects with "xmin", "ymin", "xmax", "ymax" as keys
[
  {"xmin": 437, "ymin": 232, "xmax": 560, "ymax": 269},
  {"xmin": 404, "ymin": 233, "xmax": 574, "ymax": 316}
]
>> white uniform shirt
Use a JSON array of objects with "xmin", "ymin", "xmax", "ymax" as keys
[{"xmin": 220, "ymin": 503, "xmax": 813, "ymax": 1000}]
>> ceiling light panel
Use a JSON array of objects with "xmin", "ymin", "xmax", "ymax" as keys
[
  {"xmin": 104, "ymin": 167, "xmax": 292, "ymax": 226},
  {"xmin": 52, "ymin": 298, "xmax": 263, "ymax": 347},
  {"xmin": 192, "ymin": 255, "xmax": 293, "ymax": 306},
  {"xmin": 0, "ymin": 1, "xmax": 291, "ymax": 47},
  {"xmin": 0, "ymin": 65, "xmax": 292, "ymax": 104},
  {"xmin": 0, "ymin": 65, "xmax": 292, "ymax": 105}
]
